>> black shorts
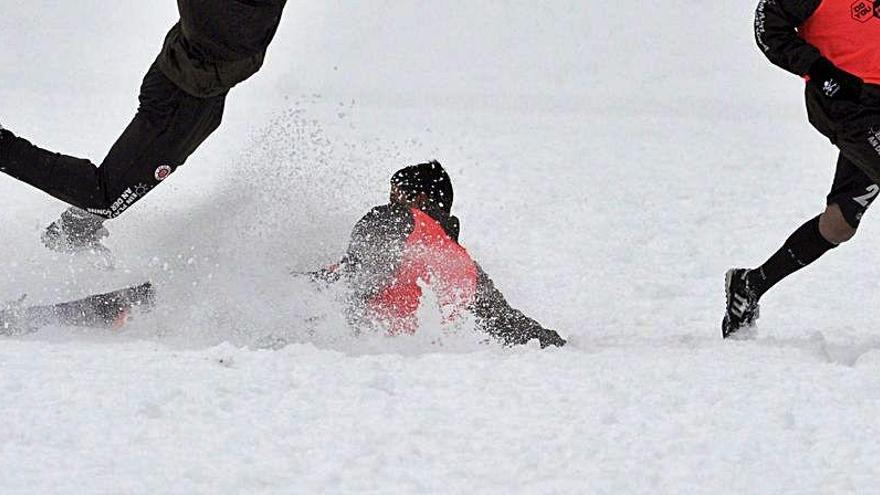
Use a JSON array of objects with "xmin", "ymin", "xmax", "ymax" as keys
[
  {"xmin": 826, "ymin": 153, "xmax": 879, "ymax": 228},
  {"xmin": 807, "ymin": 83, "xmax": 880, "ymax": 227}
]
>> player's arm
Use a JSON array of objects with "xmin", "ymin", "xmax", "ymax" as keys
[
  {"xmin": 754, "ymin": 0, "xmax": 823, "ymax": 76},
  {"xmin": 471, "ymin": 264, "xmax": 566, "ymax": 348},
  {"xmin": 755, "ymin": 0, "xmax": 864, "ymax": 100},
  {"xmin": 342, "ymin": 205, "xmax": 413, "ymax": 301}
]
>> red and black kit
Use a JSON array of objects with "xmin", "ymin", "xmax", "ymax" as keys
[
  {"xmin": 325, "ymin": 203, "xmax": 565, "ymax": 348},
  {"xmin": 0, "ymin": 0, "xmax": 287, "ymax": 219},
  {"xmin": 756, "ymin": 0, "xmax": 880, "ymax": 226}
]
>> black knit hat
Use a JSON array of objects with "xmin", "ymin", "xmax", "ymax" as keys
[{"xmin": 390, "ymin": 160, "xmax": 453, "ymax": 214}]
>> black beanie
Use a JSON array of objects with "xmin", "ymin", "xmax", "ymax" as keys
[{"xmin": 390, "ymin": 160, "xmax": 453, "ymax": 214}]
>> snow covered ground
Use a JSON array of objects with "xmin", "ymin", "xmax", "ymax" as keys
[{"xmin": 2, "ymin": 1, "xmax": 880, "ymax": 493}]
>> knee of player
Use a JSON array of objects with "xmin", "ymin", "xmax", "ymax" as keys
[
  {"xmin": 829, "ymin": 225, "xmax": 857, "ymax": 244},
  {"xmin": 820, "ymin": 205, "xmax": 858, "ymax": 244}
]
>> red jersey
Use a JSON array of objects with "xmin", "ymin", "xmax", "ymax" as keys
[
  {"xmin": 369, "ymin": 208, "xmax": 478, "ymax": 334},
  {"xmin": 800, "ymin": 0, "xmax": 880, "ymax": 84}
]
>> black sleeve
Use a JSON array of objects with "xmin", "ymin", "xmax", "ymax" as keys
[
  {"xmin": 754, "ymin": 0, "xmax": 823, "ymax": 76},
  {"xmin": 471, "ymin": 264, "xmax": 565, "ymax": 348},
  {"xmin": 341, "ymin": 205, "xmax": 413, "ymax": 301}
]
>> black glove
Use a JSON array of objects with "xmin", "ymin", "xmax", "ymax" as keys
[{"xmin": 807, "ymin": 57, "xmax": 864, "ymax": 102}]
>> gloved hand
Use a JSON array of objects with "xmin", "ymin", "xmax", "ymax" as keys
[{"xmin": 808, "ymin": 57, "xmax": 864, "ymax": 102}]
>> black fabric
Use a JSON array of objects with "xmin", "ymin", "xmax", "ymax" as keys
[
  {"xmin": 341, "ymin": 204, "xmax": 414, "ymax": 302},
  {"xmin": 806, "ymin": 84, "xmax": 880, "ymax": 183},
  {"xmin": 0, "ymin": 63, "xmax": 225, "ymax": 219},
  {"xmin": 826, "ymin": 153, "xmax": 879, "ymax": 228},
  {"xmin": 158, "ymin": 0, "xmax": 287, "ymax": 97},
  {"xmin": 754, "ymin": 0, "xmax": 823, "ymax": 77},
  {"xmin": 747, "ymin": 216, "xmax": 837, "ymax": 298},
  {"xmin": 807, "ymin": 57, "xmax": 864, "ymax": 102},
  {"xmin": 754, "ymin": 0, "xmax": 880, "ymax": 182}
]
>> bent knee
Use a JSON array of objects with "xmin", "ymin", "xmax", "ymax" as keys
[{"xmin": 820, "ymin": 204, "xmax": 858, "ymax": 244}]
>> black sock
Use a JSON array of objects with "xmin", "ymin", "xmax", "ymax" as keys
[{"xmin": 746, "ymin": 215, "xmax": 837, "ymax": 298}]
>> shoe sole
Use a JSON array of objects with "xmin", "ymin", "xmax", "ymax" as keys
[{"xmin": 722, "ymin": 269, "xmax": 735, "ymax": 339}]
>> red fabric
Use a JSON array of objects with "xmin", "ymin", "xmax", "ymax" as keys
[
  {"xmin": 801, "ymin": 0, "xmax": 880, "ymax": 84},
  {"xmin": 369, "ymin": 208, "xmax": 478, "ymax": 334}
]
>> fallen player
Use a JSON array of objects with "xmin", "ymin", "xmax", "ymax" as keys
[
  {"xmin": 0, "ymin": 163, "xmax": 564, "ymax": 348},
  {"xmin": 313, "ymin": 160, "xmax": 566, "ymax": 348}
]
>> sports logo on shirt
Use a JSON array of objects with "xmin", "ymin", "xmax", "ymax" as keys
[{"xmin": 851, "ymin": 0, "xmax": 880, "ymax": 22}]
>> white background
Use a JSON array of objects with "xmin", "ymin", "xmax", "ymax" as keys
[{"xmin": 1, "ymin": 1, "xmax": 879, "ymax": 493}]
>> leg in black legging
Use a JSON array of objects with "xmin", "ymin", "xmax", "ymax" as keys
[{"xmin": 0, "ymin": 62, "xmax": 226, "ymax": 219}]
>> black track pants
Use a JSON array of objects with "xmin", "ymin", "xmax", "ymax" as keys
[{"xmin": 0, "ymin": 62, "xmax": 226, "ymax": 219}]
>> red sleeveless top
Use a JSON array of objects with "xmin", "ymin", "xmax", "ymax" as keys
[
  {"xmin": 800, "ymin": 0, "xmax": 880, "ymax": 84},
  {"xmin": 368, "ymin": 208, "xmax": 478, "ymax": 334}
]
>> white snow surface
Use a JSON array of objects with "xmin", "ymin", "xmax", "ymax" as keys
[{"xmin": 1, "ymin": 1, "xmax": 880, "ymax": 493}]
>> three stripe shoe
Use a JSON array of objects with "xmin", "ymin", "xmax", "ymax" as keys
[{"xmin": 722, "ymin": 268, "xmax": 760, "ymax": 339}]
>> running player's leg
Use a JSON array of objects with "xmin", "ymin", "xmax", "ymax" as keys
[
  {"xmin": 819, "ymin": 153, "xmax": 878, "ymax": 242},
  {"xmin": 748, "ymin": 153, "xmax": 876, "ymax": 292},
  {"xmin": 722, "ymin": 153, "xmax": 878, "ymax": 337},
  {"xmin": 36, "ymin": 64, "xmax": 226, "ymax": 251},
  {"xmin": 0, "ymin": 129, "xmax": 103, "ymax": 210},
  {"xmin": 1, "ymin": 63, "xmax": 224, "ymax": 219},
  {"xmin": 86, "ymin": 64, "xmax": 226, "ymax": 219}
]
